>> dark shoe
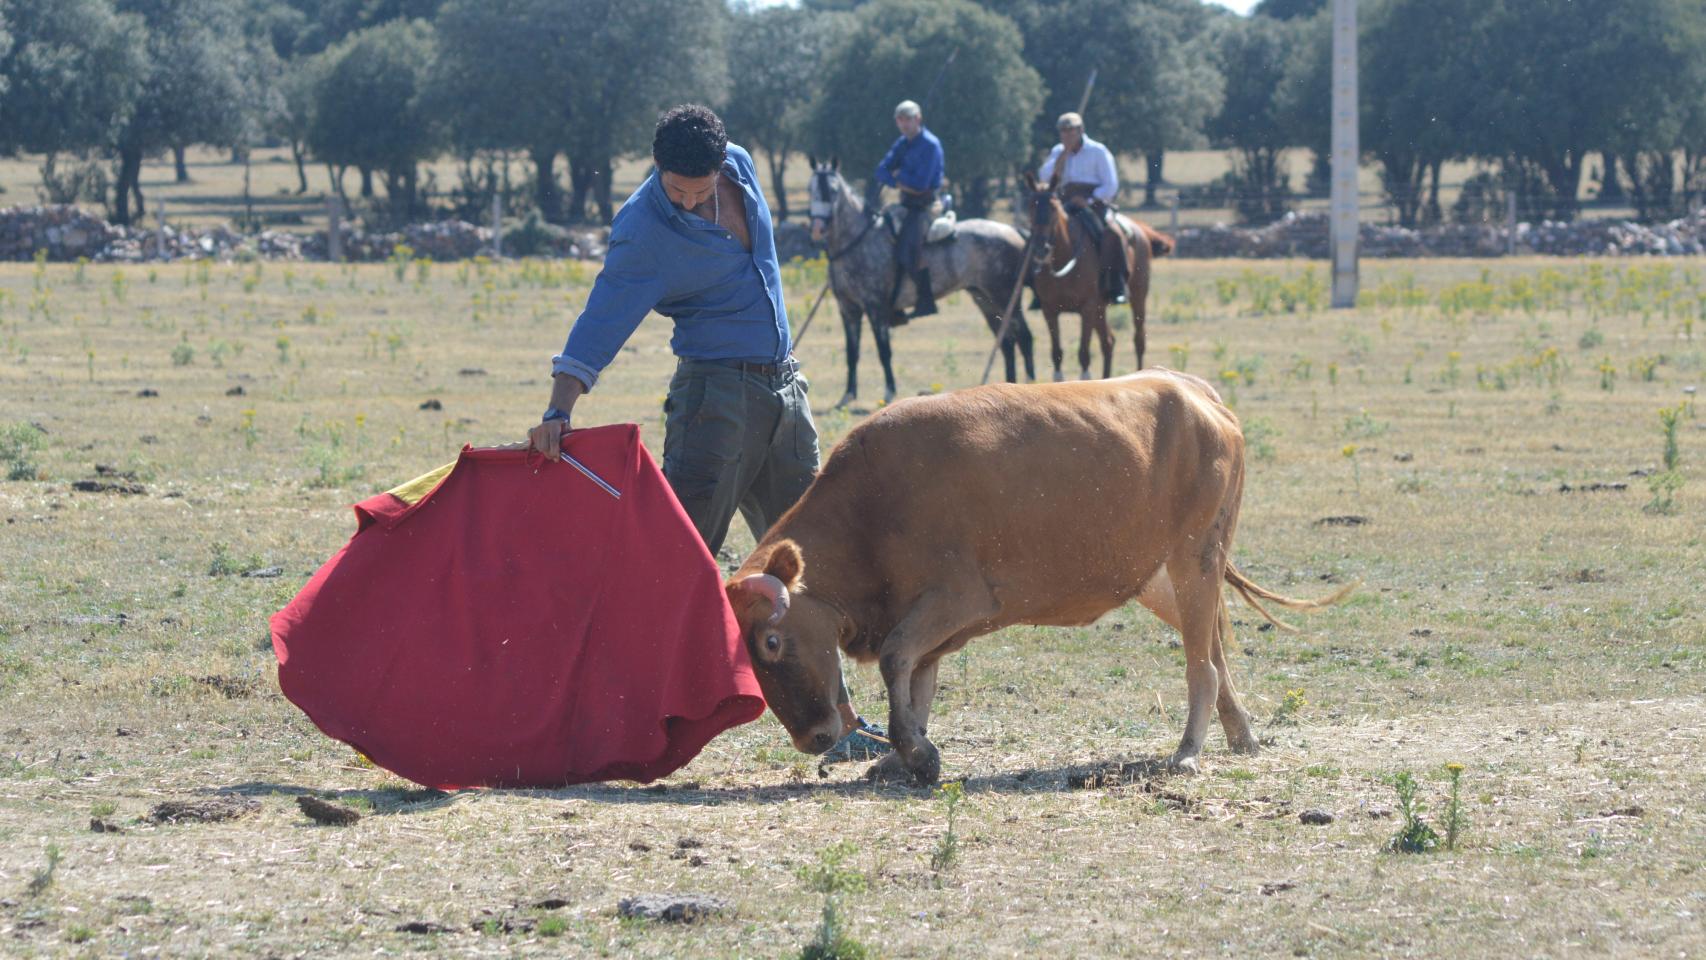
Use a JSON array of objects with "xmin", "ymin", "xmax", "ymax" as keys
[
  {"xmin": 910, "ymin": 269, "xmax": 938, "ymax": 319},
  {"xmin": 1106, "ymin": 273, "xmax": 1129, "ymax": 305},
  {"xmin": 820, "ymin": 717, "xmax": 892, "ymax": 764}
]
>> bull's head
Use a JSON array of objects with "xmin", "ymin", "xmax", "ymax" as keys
[{"xmin": 725, "ymin": 540, "xmax": 849, "ymax": 754}]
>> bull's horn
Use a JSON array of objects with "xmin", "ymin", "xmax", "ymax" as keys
[{"xmin": 735, "ymin": 573, "xmax": 791, "ymax": 624}]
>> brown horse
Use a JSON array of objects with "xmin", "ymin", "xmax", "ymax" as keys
[{"xmin": 1022, "ymin": 169, "xmax": 1173, "ymax": 380}]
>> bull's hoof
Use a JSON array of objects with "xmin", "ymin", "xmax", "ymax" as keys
[
  {"xmin": 1165, "ymin": 753, "xmax": 1201, "ymax": 775},
  {"xmin": 865, "ymin": 752, "xmax": 911, "ymax": 784},
  {"xmin": 1227, "ymin": 732, "xmax": 1262, "ymax": 755}
]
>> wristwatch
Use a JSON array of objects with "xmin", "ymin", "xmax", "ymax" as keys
[{"xmin": 542, "ymin": 407, "xmax": 569, "ymax": 423}]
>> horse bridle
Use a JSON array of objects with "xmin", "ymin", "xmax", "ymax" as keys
[
  {"xmin": 811, "ymin": 169, "xmax": 879, "ymax": 262},
  {"xmin": 1028, "ymin": 184, "xmax": 1080, "ymax": 279}
]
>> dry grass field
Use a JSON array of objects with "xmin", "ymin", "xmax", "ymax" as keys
[{"xmin": 1, "ymin": 254, "xmax": 1703, "ymax": 957}]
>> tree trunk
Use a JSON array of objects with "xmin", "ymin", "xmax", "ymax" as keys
[
  {"xmin": 327, "ymin": 164, "xmax": 348, "ymax": 204},
  {"xmin": 291, "ymin": 141, "xmax": 309, "ymax": 194},
  {"xmin": 1144, "ymin": 150, "xmax": 1164, "ymax": 208},
  {"xmin": 568, "ymin": 157, "xmax": 593, "ymax": 224},
  {"xmin": 114, "ymin": 144, "xmax": 144, "ymax": 226},
  {"xmin": 1597, "ymin": 151, "xmax": 1624, "ymax": 202},
  {"xmin": 1423, "ymin": 160, "xmax": 1443, "ymax": 225},
  {"xmin": 1540, "ymin": 153, "xmax": 1582, "ymax": 221},
  {"xmin": 174, "ymin": 146, "xmax": 190, "ymax": 183},
  {"xmin": 962, "ymin": 176, "xmax": 990, "ymax": 219},
  {"xmin": 360, "ymin": 167, "xmax": 374, "ymax": 199},
  {"xmin": 532, "ymin": 147, "xmax": 561, "ymax": 223},
  {"xmin": 767, "ymin": 149, "xmax": 790, "ymax": 220},
  {"xmin": 594, "ymin": 155, "xmax": 614, "ymax": 225}
]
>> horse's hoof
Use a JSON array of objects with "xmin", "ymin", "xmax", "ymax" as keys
[
  {"xmin": 835, "ymin": 392, "xmax": 856, "ymax": 409},
  {"xmin": 883, "ymin": 388, "xmax": 897, "ymax": 405},
  {"xmin": 1080, "ymin": 368, "xmax": 1092, "ymax": 381},
  {"xmin": 1052, "ymin": 369, "xmax": 1064, "ymax": 383}
]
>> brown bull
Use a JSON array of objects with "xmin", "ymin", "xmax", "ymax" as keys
[{"xmin": 725, "ymin": 370, "xmax": 1350, "ymax": 785}]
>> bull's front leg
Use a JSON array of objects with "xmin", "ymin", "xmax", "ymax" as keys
[{"xmin": 868, "ymin": 587, "xmax": 993, "ymax": 786}]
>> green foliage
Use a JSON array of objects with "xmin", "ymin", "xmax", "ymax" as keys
[
  {"xmin": 2, "ymin": 422, "xmax": 46, "ymax": 480},
  {"xmin": 0, "ymin": 0, "xmax": 148, "ymax": 157},
  {"xmin": 808, "ymin": 0, "xmax": 1042, "ymax": 187},
  {"xmin": 26, "ymin": 844, "xmax": 61, "ymax": 896},
  {"xmin": 1205, "ymin": 14, "xmax": 1301, "ymax": 223},
  {"xmin": 797, "ymin": 841, "xmax": 871, "ymax": 960},
  {"xmin": 1385, "ymin": 771, "xmax": 1441, "ymax": 853},
  {"xmin": 723, "ymin": 4, "xmax": 854, "ymax": 219},
  {"xmin": 930, "ymin": 781, "xmax": 966, "ymax": 875},
  {"xmin": 308, "ymin": 18, "xmax": 440, "ymax": 220}
]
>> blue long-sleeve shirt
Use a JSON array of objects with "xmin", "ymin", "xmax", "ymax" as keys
[
  {"xmin": 551, "ymin": 143, "xmax": 789, "ymax": 390},
  {"xmin": 875, "ymin": 128, "xmax": 944, "ymax": 194}
]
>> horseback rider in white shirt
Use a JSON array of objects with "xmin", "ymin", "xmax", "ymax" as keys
[{"xmin": 1038, "ymin": 112, "xmax": 1130, "ymax": 305}]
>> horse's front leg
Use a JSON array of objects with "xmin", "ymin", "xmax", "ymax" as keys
[
  {"xmin": 871, "ymin": 312, "xmax": 898, "ymax": 404},
  {"xmin": 837, "ymin": 300, "xmax": 863, "ymax": 408}
]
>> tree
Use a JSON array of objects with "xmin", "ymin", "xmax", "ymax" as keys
[
  {"xmin": 721, "ymin": 3, "xmax": 853, "ymax": 220},
  {"xmin": 1206, "ymin": 14, "xmax": 1302, "ymax": 223},
  {"xmin": 307, "ymin": 18, "xmax": 440, "ymax": 222},
  {"xmin": 1599, "ymin": 0, "xmax": 1706, "ymax": 220},
  {"xmin": 1254, "ymin": 0, "xmax": 1324, "ymax": 19},
  {"xmin": 1472, "ymin": 0, "xmax": 1701, "ymax": 220},
  {"xmin": 1358, "ymin": 0, "xmax": 1491, "ymax": 226},
  {"xmin": 807, "ymin": 0, "xmax": 1042, "ymax": 218},
  {"xmin": 559, "ymin": 0, "xmax": 731, "ymax": 224},
  {"xmin": 0, "ymin": 0, "xmax": 147, "ymax": 199},
  {"xmin": 429, "ymin": 0, "xmax": 582, "ymax": 222},
  {"xmin": 111, "ymin": 0, "xmax": 251, "ymax": 225},
  {"xmin": 1009, "ymin": 0, "xmax": 1222, "ymax": 207}
]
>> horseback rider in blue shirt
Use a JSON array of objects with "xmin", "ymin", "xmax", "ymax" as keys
[{"xmin": 874, "ymin": 100, "xmax": 944, "ymax": 321}]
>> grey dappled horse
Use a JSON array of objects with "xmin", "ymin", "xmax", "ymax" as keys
[{"xmin": 807, "ymin": 158, "xmax": 1035, "ymax": 406}]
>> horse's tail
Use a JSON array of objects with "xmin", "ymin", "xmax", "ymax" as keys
[{"xmin": 1139, "ymin": 223, "xmax": 1175, "ymax": 258}]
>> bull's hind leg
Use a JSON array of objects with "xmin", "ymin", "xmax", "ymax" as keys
[
  {"xmin": 1211, "ymin": 600, "xmax": 1259, "ymax": 754},
  {"xmin": 1161, "ymin": 557, "xmax": 1226, "ymax": 774},
  {"xmin": 1138, "ymin": 568, "xmax": 1251, "ymax": 753}
]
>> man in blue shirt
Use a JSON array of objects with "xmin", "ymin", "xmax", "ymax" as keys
[
  {"xmin": 874, "ymin": 99, "xmax": 945, "ymax": 320},
  {"xmin": 527, "ymin": 105, "xmax": 889, "ymax": 763}
]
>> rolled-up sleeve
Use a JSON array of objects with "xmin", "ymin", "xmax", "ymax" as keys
[
  {"xmin": 1093, "ymin": 145, "xmax": 1119, "ymax": 202},
  {"xmin": 551, "ymin": 232, "xmax": 664, "ymax": 390}
]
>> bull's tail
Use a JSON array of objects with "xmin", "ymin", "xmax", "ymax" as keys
[
  {"xmin": 1140, "ymin": 223, "xmax": 1175, "ymax": 258},
  {"xmin": 1223, "ymin": 562, "xmax": 1356, "ymax": 633}
]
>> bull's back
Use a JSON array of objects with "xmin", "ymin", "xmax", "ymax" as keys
[{"xmin": 848, "ymin": 372, "xmax": 1241, "ymax": 619}]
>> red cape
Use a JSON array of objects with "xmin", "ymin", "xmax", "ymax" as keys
[{"xmin": 270, "ymin": 424, "xmax": 765, "ymax": 789}]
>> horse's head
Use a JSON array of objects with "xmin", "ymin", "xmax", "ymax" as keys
[
  {"xmin": 807, "ymin": 155, "xmax": 842, "ymax": 244},
  {"xmin": 1022, "ymin": 170, "xmax": 1065, "ymax": 238}
]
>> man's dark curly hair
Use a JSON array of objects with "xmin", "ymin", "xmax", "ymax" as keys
[{"xmin": 652, "ymin": 104, "xmax": 728, "ymax": 177}]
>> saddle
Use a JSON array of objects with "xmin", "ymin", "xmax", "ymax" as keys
[{"xmin": 881, "ymin": 202, "xmax": 958, "ymax": 244}]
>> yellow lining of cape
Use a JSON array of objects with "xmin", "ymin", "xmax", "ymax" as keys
[{"xmin": 386, "ymin": 460, "xmax": 456, "ymax": 506}]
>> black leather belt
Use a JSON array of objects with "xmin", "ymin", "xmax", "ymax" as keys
[{"xmin": 695, "ymin": 356, "xmax": 799, "ymax": 377}]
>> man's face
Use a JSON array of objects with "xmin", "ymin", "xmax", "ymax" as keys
[
  {"xmin": 1060, "ymin": 126, "xmax": 1084, "ymax": 152},
  {"xmin": 659, "ymin": 168, "xmax": 720, "ymax": 210},
  {"xmin": 895, "ymin": 114, "xmax": 922, "ymax": 138}
]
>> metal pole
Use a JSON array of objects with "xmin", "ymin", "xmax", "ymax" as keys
[
  {"xmin": 491, "ymin": 193, "xmax": 503, "ymax": 259},
  {"xmin": 327, "ymin": 195, "xmax": 343, "ymax": 263},
  {"xmin": 1329, "ymin": 0, "xmax": 1359, "ymax": 309},
  {"xmin": 1506, "ymin": 190, "xmax": 1517, "ymax": 256},
  {"xmin": 1170, "ymin": 193, "xmax": 1180, "ymax": 235}
]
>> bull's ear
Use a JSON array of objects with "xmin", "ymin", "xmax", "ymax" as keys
[{"xmin": 764, "ymin": 539, "xmax": 804, "ymax": 590}]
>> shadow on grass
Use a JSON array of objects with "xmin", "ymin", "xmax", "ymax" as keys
[{"xmin": 209, "ymin": 757, "xmax": 1184, "ymax": 812}]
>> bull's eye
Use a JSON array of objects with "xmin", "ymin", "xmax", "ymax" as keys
[{"xmin": 764, "ymin": 633, "xmax": 782, "ymax": 655}]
